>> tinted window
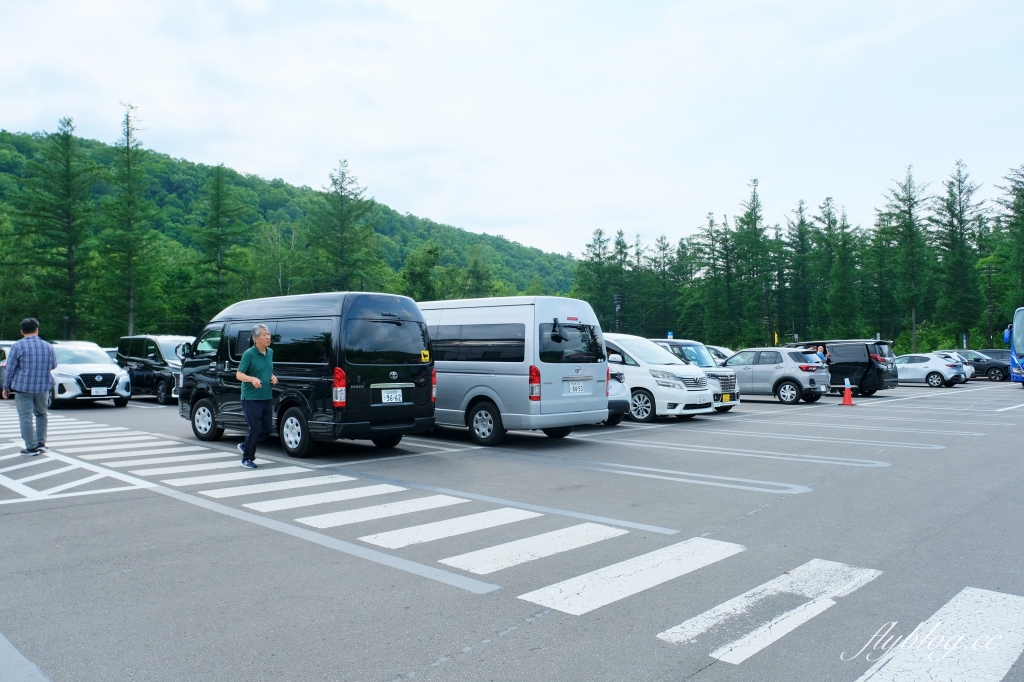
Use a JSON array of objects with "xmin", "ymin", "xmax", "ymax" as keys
[
  {"xmin": 274, "ymin": 319, "xmax": 333, "ymax": 364},
  {"xmin": 725, "ymin": 351, "xmax": 756, "ymax": 366},
  {"xmin": 429, "ymin": 323, "xmax": 525, "ymax": 363},
  {"xmin": 345, "ymin": 294, "xmax": 423, "ymax": 322},
  {"xmin": 894, "ymin": 356, "xmax": 907, "ymax": 365},
  {"xmin": 758, "ymin": 351, "xmax": 782, "ymax": 364},
  {"xmin": 789, "ymin": 352, "xmax": 820, "ymax": 363},
  {"xmin": 539, "ymin": 323, "xmax": 605, "ymax": 363},
  {"xmin": 868, "ymin": 343, "xmax": 895, "ymax": 359},
  {"xmin": 830, "ymin": 344, "xmax": 868, "ymax": 362},
  {"xmin": 345, "ymin": 319, "xmax": 429, "ymax": 365},
  {"xmin": 143, "ymin": 338, "xmax": 158, "ymax": 359},
  {"xmin": 911, "ymin": 356, "xmax": 929, "ymax": 364},
  {"xmin": 118, "ymin": 338, "xmax": 131, "ymax": 356},
  {"xmin": 194, "ymin": 329, "xmax": 222, "ymax": 356}
]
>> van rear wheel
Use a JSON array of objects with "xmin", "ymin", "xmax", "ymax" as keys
[
  {"xmin": 468, "ymin": 401, "xmax": 505, "ymax": 446},
  {"xmin": 372, "ymin": 435, "xmax": 403, "ymax": 449},
  {"xmin": 542, "ymin": 426, "xmax": 573, "ymax": 438},
  {"xmin": 280, "ymin": 407, "xmax": 313, "ymax": 458}
]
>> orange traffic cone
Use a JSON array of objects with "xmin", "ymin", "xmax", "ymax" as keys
[{"xmin": 839, "ymin": 386, "xmax": 855, "ymax": 406}]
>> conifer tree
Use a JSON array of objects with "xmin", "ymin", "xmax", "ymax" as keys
[
  {"xmin": 397, "ymin": 242, "xmax": 441, "ymax": 301},
  {"xmin": 885, "ymin": 167, "xmax": 930, "ymax": 351},
  {"xmin": 785, "ymin": 201, "xmax": 814, "ymax": 339},
  {"xmin": 192, "ymin": 164, "xmax": 248, "ymax": 312}
]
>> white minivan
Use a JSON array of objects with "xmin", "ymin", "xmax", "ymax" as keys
[
  {"xmin": 604, "ymin": 333, "xmax": 714, "ymax": 422},
  {"xmin": 419, "ymin": 296, "xmax": 609, "ymax": 445}
]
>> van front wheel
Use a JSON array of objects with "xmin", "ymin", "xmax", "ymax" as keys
[
  {"xmin": 468, "ymin": 401, "xmax": 505, "ymax": 446},
  {"xmin": 280, "ymin": 407, "xmax": 313, "ymax": 458},
  {"xmin": 542, "ymin": 426, "xmax": 573, "ymax": 438}
]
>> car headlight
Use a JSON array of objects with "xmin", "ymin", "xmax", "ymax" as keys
[
  {"xmin": 650, "ymin": 369, "xmax": 684, "ymax": 389},
  {"xmin": 52, "ymin": 371, "xmax": 77, "ymax": 381}
]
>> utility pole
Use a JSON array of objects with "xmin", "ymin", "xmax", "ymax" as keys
[{"xmin": 986, "ymin": 265, "xmax": 994, "ymax": 347}]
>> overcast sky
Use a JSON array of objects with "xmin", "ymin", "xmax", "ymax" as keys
[{"xmin": 2, "ymin": 1, "xmax": 1022, "ymax": 255}]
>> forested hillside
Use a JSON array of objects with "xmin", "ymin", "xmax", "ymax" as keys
[
  {"xmin": 571, "ymin": 167, "xmax": 1024, "ymax": 354},
  {"xmin": 0, "ymin": 112, "xmax": 574, "ymax": 344}
]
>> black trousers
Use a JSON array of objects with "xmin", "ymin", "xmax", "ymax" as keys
[{"xmin": 241, "ymin": 399, "xmax": 273, "ymax": 461}]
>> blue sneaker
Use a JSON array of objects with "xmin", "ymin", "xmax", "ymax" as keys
[
  {"xmin": 237, "ymin": 443, "xmax": 245, "ymax": 456},
  {"xmin": 240, "ymin": 459, "xmax": 257, "ymax": 469}
]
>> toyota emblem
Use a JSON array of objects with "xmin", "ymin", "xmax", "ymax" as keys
[
  {"xmin": 574, "ymin": 366, "xmax": 581, "ymax": 374},
  {"xmin": 389, "ymin": 371, "xmax": 398, "ymax": 380},
  {"xmin": 95, "ymin": 375, "xmax": 103, "ymax": 382}
]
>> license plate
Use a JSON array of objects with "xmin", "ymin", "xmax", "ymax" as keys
[
  {"xmin": 569, "ymin": 382, "xmax": 586, "ymax": 394},
  {"xmin": 698, "ymin": 394, "xmax": 707, "ymax": 403},
  {"xmin": 722, "ymin": 394, "xmax": 730, "ymax": 402},
  {"xmin": 91, "ymin": 387, "xmax": 108, "ymax": 396},
  {"xmin": 381, "ymin": 389, "xmax": 403, "ymax": 403}
]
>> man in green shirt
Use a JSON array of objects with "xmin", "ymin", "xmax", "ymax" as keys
[{"xmin": 235, "ymin": 323, "xmax": 278, "ymax": 468}]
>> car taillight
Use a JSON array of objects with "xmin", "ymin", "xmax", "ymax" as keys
[
  {"xmin": 870, "ymin": 353, "xmax": 886, "ymax": 364},
  {"xmin": 946, "ymin": 364, "xmax": 957, "ymax": 368},
  {"xmin": 798, "ymin": 364, "xmax": 818, "ymax": 372},
  {"xmin": 431, "ymin": 366, "xmax": 436, "ymax": 402},
  {"xmin": 333, "ymin": 366, "xmax": 347, "ymax": 407},
  {"xmin": 606, "ymin": 365, "xmax": 610, "ymax": 396},
  {"xmin": 529, "ymin": 365, "xmax": 541, "ymax": 401}
]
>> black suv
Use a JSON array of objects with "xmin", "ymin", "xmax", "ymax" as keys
[
  {"xmin": 117, "ymin": 335, "xmax": 194, "ymax": 405},
  {"xmin": 784, "ymin": 339, "xmax": 898, "ymax": 396},
  {"xmin": 178, "ymin": 292, "xmax": 435, "ymax": 457}
]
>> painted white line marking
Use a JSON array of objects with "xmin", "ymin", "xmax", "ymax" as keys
[
  {"xmin": 43, "ymin": 434, "xmax": 156, "ymax": 447},
  {"xmin": 711, "ymin": 597, "xmax": 837, "ymax": 664},
  {"xmin": 0, "ymin": 457, "xmax": 53, "ymax": 474},
  {"xmin": 104, "ymin": 452, "xmax": 234, "ymax": 468},
  {"xmin": 79, "ymin": 446, "xmax": 209, "ymax": 461},
  {"xmin": 658, "ymin": 559, "xmax": 881, "ymax": 646},
  {"xmin": 439, "ymin": 522, "xmax": 624, "ymax": 574},
  {"xmin": 162, "ymin": 466, "xmax": 311, "ymax": 486},
  {"xmin": 734, "ymin": 418, "xmax": 981, "ymax": 436},
  {"xmin": 0, "ymin": 628, "xmax": 52, "ymax": 681},
  {"xmin": 1, "ymin": 425, "xmax": 122, "ymax": 434},
  {"xmin": 130, "ymin": 459, "xmax": 269, "ymax": 476},
  {"xmin": 518, "ymin": 537, "xmax": 745, "ymax": 615},
  {"xmin": 860, "ymin": 385, "xmax": 1002, "ymax": 406},
  {"xmin": 199, "ymin": 474, "xmax": 356, "ymax": 499},
  {"xmin": 57, "ymin": 440, "xmax": 179, "ymax": 454},
  {"xmin": 296, "ymin": 495, "xmax": 470, "ymax": 529},
  {"xmin": 995, "ymin": 403, "xmax": 1024, "ymax": 412},
  {"xmin": 854, "ymin": 587, "xmax": 1024, "ymax": 681},
  {"xmin": 586, "ymin": 439, "xmax": 889, "ymax": 468},
  {"xmin": 15, "ymin": 464, "xmax": 80, "ymax": 483},
  {"xmin": 361, "ymin": 507, "xmax": 542, "ymax": 549},
  {"xmin": 690, "ymin": 429, "xmax": 943, "ymax": 450},
  {"xmin": 244, "ymin": 484, "xmax": 406, "ymax": 512},
  {"xmin": 38, "ymin": 473, "xmax": 106, "ymax": 495}
]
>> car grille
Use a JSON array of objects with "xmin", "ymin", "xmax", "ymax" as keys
[
  {"xmin": 709, "ymin": 374, "xmax": 736, "ymax": 392},
  {"xmin": 682, "ymin": 376, "xmax": 708, "ymax": 390},
  {"xmin": 79, "ymin": 373, "xmax": 117, "ymax": 389}
]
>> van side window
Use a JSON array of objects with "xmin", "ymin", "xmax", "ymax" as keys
[
  {"xmin": 144, "ymin": 338, "xmax": 158, "ymax": 359},
  {"xmin": 831, "ymin": 345, "xmax": 868, "ymax": 362},
  {"xmin": 117, "ymin": 338, "xmax": 131, "ymax": 357},
  {"xmin": 429, "ymin": 323, "xmax": 526, "ymax": 362},
  {"xmin": 194, "ymin": 329, "xmax": 222, "ymax": 355},
  {"xmin": 274, "ymin": 319, "xmax": 333, "ymax": 363},
  {"xmin": 227, "ymin": 323, "xmax": 261, "ymax": 360}
]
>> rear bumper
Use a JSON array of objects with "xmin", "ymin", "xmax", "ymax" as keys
[
  {"xmin": 608, "ymin": 399, "xmax": 629, "ymax": 415},
  {"xmin": 503, "ymin": 409, "xmax": 609, "ymax": 430},
  {"xmin": 326, "ymin": 416, "xmax": 435, "ymax": 440}
]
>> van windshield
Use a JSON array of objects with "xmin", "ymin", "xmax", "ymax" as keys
[
  {"xmin": 613, "ymin": 337, "xmax": 684, "ymax": 366},
  {"xmin": 344, "ymin": 319, "xmax": 430, "ymax": 365},
  {"xmin": 539, "ymin": 323, "xmax": 605, "ymax": 363},
  {"xmin": 671, "ymin": 344, "xmax": 716, "ymax": 367}
]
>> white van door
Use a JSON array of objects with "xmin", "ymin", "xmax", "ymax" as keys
[{"xmin": 537, "ymin": 318, "xmax": 607, "ymax": 415}]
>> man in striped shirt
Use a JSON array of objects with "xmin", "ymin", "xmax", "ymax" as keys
[{"xmin": 1, "ymin": 319, "xmax": 57, "ymax": 456}]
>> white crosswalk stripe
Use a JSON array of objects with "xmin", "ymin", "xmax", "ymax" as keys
[
  {"xmin": 518, "ymin": 537, "xmax": 746, "ymax": 615},
  {"xmin": 198, "ymin": 474, "xmax": 356, "ymax": 499},
  {"xmin": 130, "ymin": 459, "xmax": 271, "ymax": 476},
  {"xmin": 296, "ymin": 494, "xmax": 470, "ymax": 529},
  {"xmin": 439, "ymin": 522, "xmax": 626, "ymax": 575},
  {"xmin": 244, "ymin": 484, "xmax": 407, "ymax": 512},
  {"xmin": 360, "ymin": 507, "xmax": 543, "ymax": 549},
  {"xmin": 81, "ymin": 446, "xmax": 209, "ymax": 460},
  {"xmin": 162, "ymin": 466, "xmax": 312, "ymax": 486},
  {"xmin": 853, "ymin": 587, "xmax": 1024, "ymax": 681},
  {"xmin": 105, "ymin": 452, "xmax": 233, "ymax": 468},
  {"xmin": 45, "ymin": 434, "xmax": 159, "ymax": 447}
]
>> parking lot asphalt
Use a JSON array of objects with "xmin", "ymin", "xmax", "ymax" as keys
[{"xmin": 3, "ymin": 384, "xmax": 1024, "ymax": 681}]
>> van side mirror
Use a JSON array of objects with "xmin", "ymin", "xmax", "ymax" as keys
[
  {"xmin": 177, "ymin": 342, "xmax": 191, "ymax": 359},
  {"xmin": 148, "ymin": 353, "xmax": 158, "ymax": 361},
  {"xmin": 1005, "ymin": 326, "xmax": 1012, "ymax": 344},
  {"xmin": 608, "ymin": 353, "xmax": 623, "ymax": 364},
  {"xmin": 550, "ymin": 318, "xmax": 564, "ymax": 343}
]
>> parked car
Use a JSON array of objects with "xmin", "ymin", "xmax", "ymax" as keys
[
  {"xmin": 724, "ymin": 347, "xmax": 831, "ymax": 404},
  {"xmin": 419, "ymin": 296, "xmax": 608, "ymax": 444},
  {"xmin": 0, "ymin": 341, "xmax": 14, "ymax": 398},
  {"xmin": 651, "ymin": 338, "xmax": 740, "ymax": 412},
  {"xmin": 117, "ymin": 335, "xmax": 194, "ymax": 405},
  {"xmin": 935, "ymin": 351, "xmax": 975, "ymax": 382},
  {"xmin": 705, "ymin": 345, "xmax": 735, "ymax": 364},
  {"xmin": 179, "ymin": 292, "xmax": 435, "ymax": 456},
  {"xmin": 894, "ymin": 353, "xmax": 966, "ymax": 387},
  {"xmin": 980, "ymin": 348, "xmax": 1011, "ymax": 363},
  {"xmin": 604, "ymin": 367, "xmax": 629, "ymax": 426},
  {"xmin": 102, "ymin": 347, "xmax": 117, "ymax": 360},
  {"xmin": 604, "ymin": 333, "xmax": 713, "ymax": 422},
  {"xmin": 784, "ymin": 339, "xmax": 898, "ymax": 396},
  {"xmin": 941, "ymin": 349, "xmax": 1009, "ymax": 381},
  {"xmin": 50, "ymin": 341, "xmax": 131, "ymax": 407}
]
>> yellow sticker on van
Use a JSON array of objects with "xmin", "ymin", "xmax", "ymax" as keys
[{"xmin": 421, "ymin": 350, "xmax": 430, "ymax": 362}]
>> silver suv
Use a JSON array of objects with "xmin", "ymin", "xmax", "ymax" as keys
[{"xmin": 723, "ymin": 347, "xmax": 831, "ymax": 404}]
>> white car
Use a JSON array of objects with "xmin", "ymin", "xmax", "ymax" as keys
[
  {"xmin": 705, "ymin": 345, "xmax": 735, "ymax": 365},
  {"xmin": 935, "ymin": 351, "xmax": 975, "ymax": 381},
  {"xmin": 604, "ymin": 333, "xmax": 714, "ymax": 422},
  {"xmin": 894, "ymin": 353, "xmax": 966, "ymax": 387},
  {"xmin": 51, "ymin": 342, "xmax": 131, "ymax": 407},
  {"xmin": 603, "ymin": 367, "xmax": 629, "ymax": 426},
  {"xmin": 651, "ymin": 338, "xmax": 740, "ymax": 413}
]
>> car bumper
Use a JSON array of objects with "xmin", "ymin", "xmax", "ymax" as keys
[
  {"xmin": 502, "ymin": 409, "xmax": 610, "ymax": 430},
  {"xmin": 53, "ymin": 377, "xmax": 130, "ymax": 401},
  {"xmin": 327, "ymin": 416, "xmax": 436, "ymax": 440},
  {"xmin": 712, "ymin": 392, "xmax": 740, "ymax": 407},
  {"xmin": 608, "ymin": 399, "xmax": 630, "ymax": 415},
  {"xmin": 658, "ymin": 389, "xmax": 715, "ymax": 415}
]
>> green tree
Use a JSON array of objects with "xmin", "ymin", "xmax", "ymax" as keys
[
  {"xmin": 463, "ymin": 246, "xmax": 494, "ymax": 298},
  {"xmin": 885, "ymin": 167, "xmax": 930, "ymax": 351},
  {"xmin": 810, "ymin": 197, "xmax": 839, "ymax": 336},
  {"xmin": 785, "ymin": 201, "xmax": 814, "ymax": 339},
  {"xmin": 996, "ymin": 166, "xmax": 1024, "ymax": 322},
  {"xmin": 18, "ymin": 118, "xmax": 98, "ymax": 339},
  {"xmin": 192, "ymin": 164, "xmax": 248, "ymax": 312},
  {"xmin": 932, "ymin": 160, "xmax": 984, "ymax": 345},
  {"xmin": 826, "ymin": 210, "xmax": 860, "ymax": 338},
  {"xmin": 0, "ymin": 204, "xmax": 35, "ymax": 337},
  {"xmin": 397, "ymin": 242, "xmax": 441, "ymax": 301}
]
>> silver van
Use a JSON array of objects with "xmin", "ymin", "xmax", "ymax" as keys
[{"xmin": 419, "ymin": 296, "xmax": 609, "ymax": 445}]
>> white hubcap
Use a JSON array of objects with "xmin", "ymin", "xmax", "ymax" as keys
[
  {"xmin": 473, "ymin": 410, "xmax": 494, "ymax": 439},
  {"xmin": 194, "ymin": 406, "xmax": 213, "ymax": 434},
  {"xmin": 779, "ymin": 384, "xmax": 798, "ymax": 402},
  {"xmin": 631, "ymin": 393, "xmax": 652, "ymax": 420},
  {"xmin": 283, "ymin": 416, "xmax": 302, "ymax": 449}
]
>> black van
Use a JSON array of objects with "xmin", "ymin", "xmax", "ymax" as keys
[
  {"xmin": 117, "ymin": 335, "xmax": 194, "ymax": 405},
  {"xmin": 177, "ymin": 292, "xmax": 435, "ymax": 456},
  {"xmin": 784, "ymin": 339, "xmax": 898, "ymax": 396}
]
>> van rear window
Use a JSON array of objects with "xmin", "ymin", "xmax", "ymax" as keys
[
  {"xmin": 539, "ymin": 323, "xmax": 605, "ymax": 363},
  {"xmin": 429, "ymin": 324, "xmax": 525, "ymax": 363},
  {"xmin": 344, "ymin": 319, "xmax": 430, "ymax": 365}
]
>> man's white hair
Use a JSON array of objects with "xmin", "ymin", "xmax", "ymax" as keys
[{"xmin": 251, "ymin": 323, "xmax": 270, "ymax": 340}]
